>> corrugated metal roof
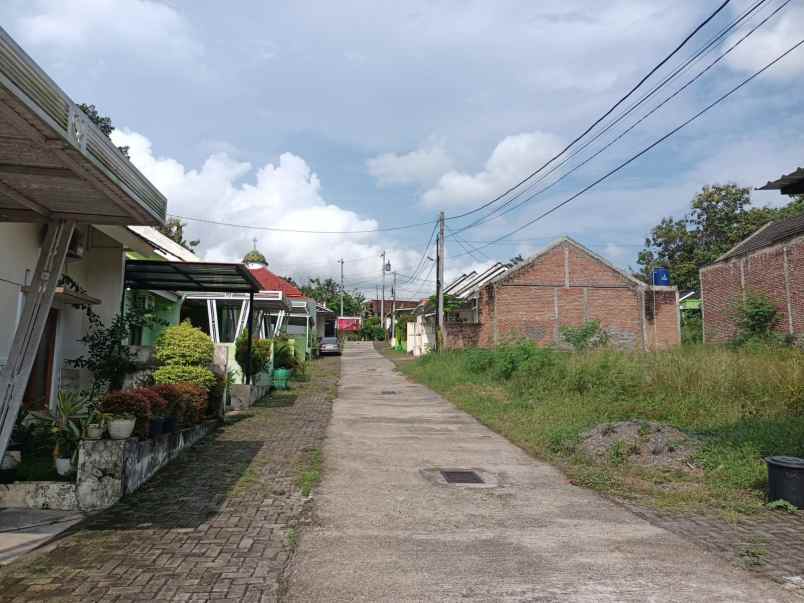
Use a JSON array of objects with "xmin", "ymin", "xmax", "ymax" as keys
[
  {"xmin": 444, "ymin": 272, "xmax": 476, "ymax": 295},
  {"xmin": 717, "ymin": 213, "xmax": 804, "ymax": 262},
  {"xmin": 454, "ymin": 263, "xmax": 508, "ymax": 298}
]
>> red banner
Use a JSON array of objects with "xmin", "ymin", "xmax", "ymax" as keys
[{"xmin": 337, "ymin": 317, "xmax": 361, "ymax": 332}]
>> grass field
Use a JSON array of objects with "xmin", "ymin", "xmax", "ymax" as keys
[{"xmin": 384, "ymin": 342, "xmax": 804, "ymax": 516}]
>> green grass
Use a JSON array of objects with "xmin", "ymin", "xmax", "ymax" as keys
[
  {"xmin": 385, "ymin": 341, "xmax": 804, "ymax": 515},
  {"xmin": 297, "ymin": 448, "xmax": 322, "ymax": 497}
]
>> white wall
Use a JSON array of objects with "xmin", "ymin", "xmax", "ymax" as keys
[{"xmin": 0, "ymin": 224, "xmax": 125, "ymax": 407}]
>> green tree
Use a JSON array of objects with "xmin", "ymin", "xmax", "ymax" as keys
[
  {"xmin": 637, "ymin": 184, "xmax": 803, "ymax": 291},
  {"xmin": 301, "ymin": 277, "xmax": 365, "ymax": 316},
  {"xmin": 157, "ymin": 217, "xmax": 200, "ymax": 252}
]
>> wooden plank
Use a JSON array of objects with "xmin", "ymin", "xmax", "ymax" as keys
[
  {"xmin": 0, "ymin": 219, "xmax": 75, "ymax": 461},
  {"xmin": 0, "ymin": 163, "xmax": 78, "ymax": 178},
  {"xmin": 0, "ymin": 177, "xmax": 49, "ymax": 215}
]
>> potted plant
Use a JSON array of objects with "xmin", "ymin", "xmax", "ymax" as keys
[
  {"xmin": 54, "ymin": 428, "xmax": 78, "ymax": 476},
  {"xmin": 272, "ymin": 338, "xmax": 296, "ymax": 390},
  {"xmin": 100, "ymin": 390, "xmax": 152, "ymax": 438},
  {"xmin": 82, "ymin": 407, "xmax": 108, "ymax": 440},
  {"xmin": 108, "ymin": 413, "xmax": 136, "ymax": 440},
  {"xmin": 131, "ymin": 388, "xmax": 168, "ymax": 438},
  {"xmin": 29, "ymin": 391, "xmax": 87, "ymax": 477}
]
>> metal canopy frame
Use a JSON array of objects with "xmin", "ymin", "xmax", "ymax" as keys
[{"xmin": 124, "ymin": 259, "xmax": 261, "ymax": 294}]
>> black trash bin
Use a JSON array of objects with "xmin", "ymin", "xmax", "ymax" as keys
[{"xmin": 766, "ymin": 456, "xmax": 804, "ymax": 508}]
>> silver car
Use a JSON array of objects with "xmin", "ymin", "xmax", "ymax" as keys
[{"xmin": 319, "ymin": 336, "xmax": 341, "ymax": 355}]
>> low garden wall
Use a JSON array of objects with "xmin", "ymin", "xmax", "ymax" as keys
[
  {"xmin": 0, "ymin": 420, "xmax": 218, "ymax": 512},
  {"xmin": 229, "ymin": 384, "xmax": 270, "ymax": 411}
]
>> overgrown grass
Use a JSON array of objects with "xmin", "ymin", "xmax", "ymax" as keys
[
  {"xmin": 297, "ymin": 448, "xmax": 322, "ymax": 497},
  {"xmin": 389, "ymin": 341, "xmax": 804, "ymax": 515}
]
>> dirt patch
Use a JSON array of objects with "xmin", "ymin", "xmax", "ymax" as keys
[{"xmin": 580, "ymin": 421, "xmax": 699, "ymax": 470}]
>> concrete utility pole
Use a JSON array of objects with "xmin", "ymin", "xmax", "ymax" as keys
[
  {"xmin": 380, "ymin": 250, "xmax": 386, "ymax": 329},
  {"xmin": 392, "ymin": 271, "xmax": 397, "ymax": 346},
  {"xmin": 436, "ymin": 211, "xmax": 445, "ymax": 351},
  {"xmin": 339, "ymin": 258, "xmax": 344, "ymax": 316}
]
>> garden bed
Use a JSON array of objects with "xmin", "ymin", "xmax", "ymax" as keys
[{"xmin": 0, "ymin": 420, "xmax": 217, "ymax": 512}]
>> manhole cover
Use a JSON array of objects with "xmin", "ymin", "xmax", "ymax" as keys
[{"xmin": 441, "ymin": 470, "xmax": 484, "ymax": 484}]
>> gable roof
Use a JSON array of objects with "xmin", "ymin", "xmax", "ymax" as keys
[
  {"xmin": 716, "ymin": 213, "xmax": 804, "ymax": 263},
  {"xmin": 487, "ymin": 236, "xmax": 646, "ymax": 289},
  {"xmin": 248, "ymin": 266, "xmax": 306, "ymax": 298}
]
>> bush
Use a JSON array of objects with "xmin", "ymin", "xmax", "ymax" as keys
[
  {"xmin": 153, "ymin": 365, "xmax": 216, "ymax": 391},
  {"xmin": 560, "ymin": 320, "xmax": 609, "ymax": 352},
  {"xmin": 154, "ymin": 320, "xmax": 214, "ymax": 367},
  {"xmin": 235, "ymin": 333, "xmax": 272, "ymax": 376},
  {"xmin": 130, "ymin": 388, "xmax": 168, "ymax": 418},
  {"xmin": 149, "ymin": 383, "xmax": 208, "ymax": 426},
  {"xmin": 733, "ymin": 292, "xmax": 782, "ymax": 345},
  {"xmin": 100, "ymin": 390, "xmax": 151, "ymax": 437},
  {"xmin": 273, "ymin": 337, "xmax": 298, "ymax": 370}
]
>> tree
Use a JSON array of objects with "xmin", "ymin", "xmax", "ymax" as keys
[
  {"xmin": 157, "ymin": 217, "xmax": 200, "ymax": 252},
  {"xmin": 301, "ymin": 277, "xmax": 365, "ymax": 316},
  {"xmin": 78, "ymin": 103, "xmax": 129, "ymax": 158},
  {"xmin": 637, "ymin": 184, "xmax": 803, "ymax": 291}
]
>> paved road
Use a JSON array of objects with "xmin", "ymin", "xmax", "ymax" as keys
[{"xmin": 286, "ymin": 342, "xmax": 793, "ymax": 602}]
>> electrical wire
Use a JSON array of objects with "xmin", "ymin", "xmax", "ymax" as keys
[
  {"xmin": 444, "ymin": 0, "xmax": 733, "ymax": 222},
  {"xmin": 168, "ymin": 213, "xmax": 437, "ymax": 235},
  {"xmin": 449, "ymin": 0, "xmax": 774, "ymax": 234},
  {"xmin": 451, "ymin": 37, "xmax": 804, "ymax": 257}
]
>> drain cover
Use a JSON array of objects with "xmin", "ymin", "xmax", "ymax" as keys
[{"xmin": 441, "ymin": 470, "xmax": 483, "ymax": 484}]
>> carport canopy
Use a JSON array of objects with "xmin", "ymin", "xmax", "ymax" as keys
[{"xmin": 124, "ymin": 259, "xmax": 261, "ymax": 293}]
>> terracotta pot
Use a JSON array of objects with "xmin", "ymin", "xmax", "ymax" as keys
[
  {"xmin": 55, "ymin": 457, "xmax": 73, "ymax": 476},
  {"xmin": 108, "ymin": 418, "xmax": 135, "ymax": 440}
]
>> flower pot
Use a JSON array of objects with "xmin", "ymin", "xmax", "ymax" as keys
[
  {"xmin": 108, "ymin": 418, "xmax": 136, "ymax": 440},
  {"xmin": 85, "ymin": 424, "xmax": 104, "ymax": 440},
  {"xmin": 149, "ymin": 417, "xmax": 166, "ymax": 438},
  {"xmin": 273, "ymin": 368, "xmax": 291, "ymax": 390},
  {"xmin": 55, "ymin": 457, "xmax": 73, "ymax": 476},
  {"xmin": 163, "ymin": 415, "xmax": 178, "ymax": 434}
]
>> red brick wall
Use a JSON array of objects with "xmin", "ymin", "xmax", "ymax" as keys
[
  {"xmin": 645, "ymin": 289, "xmax": 681, "ymax": 350},
  {"xmin": 701, "ymin": 237, "xmax": 803, "ymax": 343},
  {"xmin": 445, "ymin": 323, "xmax": 481, "ymax": 349},
  {"xmin": 460, "ymin": 240, "xmax": 679, "ymax": 351}
]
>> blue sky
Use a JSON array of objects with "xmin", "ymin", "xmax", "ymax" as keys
[{"xmin": 2, "ymin": 0, "xmax": 802, "ymax": 297}]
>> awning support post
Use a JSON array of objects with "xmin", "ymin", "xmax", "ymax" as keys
[
  {"xmin": 246, "ymin": 290, "xmax": 254, "ymax": 385},
  {"xmin": 0, "ymin": 220, "xmax": 75, "ymax": 460}
]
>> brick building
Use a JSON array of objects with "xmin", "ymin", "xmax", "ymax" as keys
[
  {"xmin": 700, "ymin": 168, "xmax": 804, "ymax": 343},
  {"xmin": 445, "ymin": 237, "xmax": 680, "ymax": 351}
]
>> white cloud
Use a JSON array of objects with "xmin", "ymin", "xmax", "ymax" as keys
[
  {"xmin": 367, "ymin": 144, "xmax": 454, "ymax": 187},
  {"xmin": 112, "ymin": 129, "xmax": 435, "ymax": 295},
  {"xmin": 17, "ymin": 0, "xmax": 202, "ymax": 63},
  {"xmin": 422, "ymin": 131, "xmax": 563, "ymax": 208},
  {"xmin": 724, "ymin": 3, "xmax": 804, "ymax": 79}
]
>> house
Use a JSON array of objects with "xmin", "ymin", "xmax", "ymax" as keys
[
  {"xmin": 700, "ymin": 167, "xmax": 804, "ymax": 343},
  {"xmin": 364, "ymin": 298, "xmax": 420, "ymax": 317},
  {"xmin": 0, "ymin": 27, "xmax": 168, "ymax": 458},
  {"xmin": 443, "ymin": 237, "xmax": 680, "ymax": 351}
]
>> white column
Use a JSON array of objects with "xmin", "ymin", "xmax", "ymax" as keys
[{"xmin": 0, "ymin": 220, "xmax": 75, "ymax": 460}]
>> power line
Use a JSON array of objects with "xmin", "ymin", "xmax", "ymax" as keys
[
  {"xmin": 169, "ymin": 213, "xmax": 436, "ymax": 234},
  {"xmin": 451, "ymin": 0, "xmax": 790, "ymax": 236},
  {"xmin": 449, "ymin": 0, "xmax": 773, "ymax": 234},
  {"xmin": 401, "ymin": 221, "xmax": 438, "ymax": 285},
  {"xmin": 444, "ymin": 0, "xmax": 733, "ymax": 222},
  {"xmin": 454, "ymin": 37, "xmax": 804, "ymax": 257}
]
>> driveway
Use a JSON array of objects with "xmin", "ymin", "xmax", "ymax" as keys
[{"xmin": 286, "ymin": 342, "xmax": 793, "ymax": 602}]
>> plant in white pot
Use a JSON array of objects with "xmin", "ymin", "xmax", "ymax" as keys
[
  {"xmin": 83, "ymin": 409, "xmax": 108, "ymax": 440},
  {"xmin": 108, "ymin": 414, "xmax": 136, "ymax": 440},
  {"xmin": 30, "ymin": 391, "xmax": 87, "ymax": 478}
]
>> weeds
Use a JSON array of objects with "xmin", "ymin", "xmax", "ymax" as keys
[
  {"xmin": 388, "ymin": 341, "xmax": 804, "ymax": 515},
  {"xmin": 297, "ymin": 448, "xmax": 322, "ymax": 497},
  {"xmin": 767, "ymin": 499, "xmax": 798, "ymax": 513}
]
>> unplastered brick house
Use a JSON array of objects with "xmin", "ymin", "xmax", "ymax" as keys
[
  {"xmin": 445, "ymin": 237, "xmax": 680, "ymax": 351},
  {"xmin": 700, "ymin": 168, "xmax": 804, "ymax": 343}
]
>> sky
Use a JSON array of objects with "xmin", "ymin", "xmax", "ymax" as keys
[{"xmin": 2, "ymin": 0, "xmax": 803, "ymax": 298}]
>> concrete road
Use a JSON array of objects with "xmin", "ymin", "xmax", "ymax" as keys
[{"xmin": 286, "ymin": 342, "xmax": 792, "ymax": 602}]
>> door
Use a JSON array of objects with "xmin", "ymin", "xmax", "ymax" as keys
[{"xmin": 23, "ymin": 309, "xmax": 58, "ymax": 411}]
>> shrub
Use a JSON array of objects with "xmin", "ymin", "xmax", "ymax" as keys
[
  {"xmin": 153, "ymin": 365, "xmax": 216, "ymax": 391},
  {"xmin": 100, "ymin": 390, "xmax": 152, "ymax": 436},
  {"xmin": 154, "ymin": 320, "xmax": 214, "ymax": 367},
  {"xmin": 273, "ymin": 337, "xmax": 299, "ymax": 370},
  {"xmin": 130, "ymin": 388, "xmax": 168, "ymax": 418},
  {"xmin": 149, "ymin": 383, "xmax": 208, "ymax": 426},
  {"xmin": 560, "ymin": 320, "xmax": 609, "ymax": 352},
  {"xmin": 235, "ymin": 333, "xmax": 272, "ymax": 376},
  {"xmin": 463, "ymin": 348, "xmax": 495, "ymax": 373},
  {"xmin": 733, "ymin": 292, "xmax": 781, "ymax": 344}
]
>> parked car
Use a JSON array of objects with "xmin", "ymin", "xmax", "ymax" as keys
[{"xmin": 319, "ymin": 336, "xmax": 341, "ymax": 355}]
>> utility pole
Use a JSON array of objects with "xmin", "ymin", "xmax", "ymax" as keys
[
  {"xmin": 392, "ymin": 271, "xmax": 397, "ymax": 347},
  {"xmin": 436, "ymin": 211, "xmax": 445, "ymax": 351},
  {"xmin": 338, "ymin": 258, "xmax": 344, "ymax": 316},
  {"xmin": 380, "ymin": 250, "xmax": 386, "ymax": 340}
]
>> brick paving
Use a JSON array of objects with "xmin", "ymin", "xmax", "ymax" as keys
[
  {"xmin": 0, "ymin": 356, "xmax": 339, "ymax": 602},
  {"xmin": 625, "ymin": 503, "xmax": 804, "ymax": 591}
]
